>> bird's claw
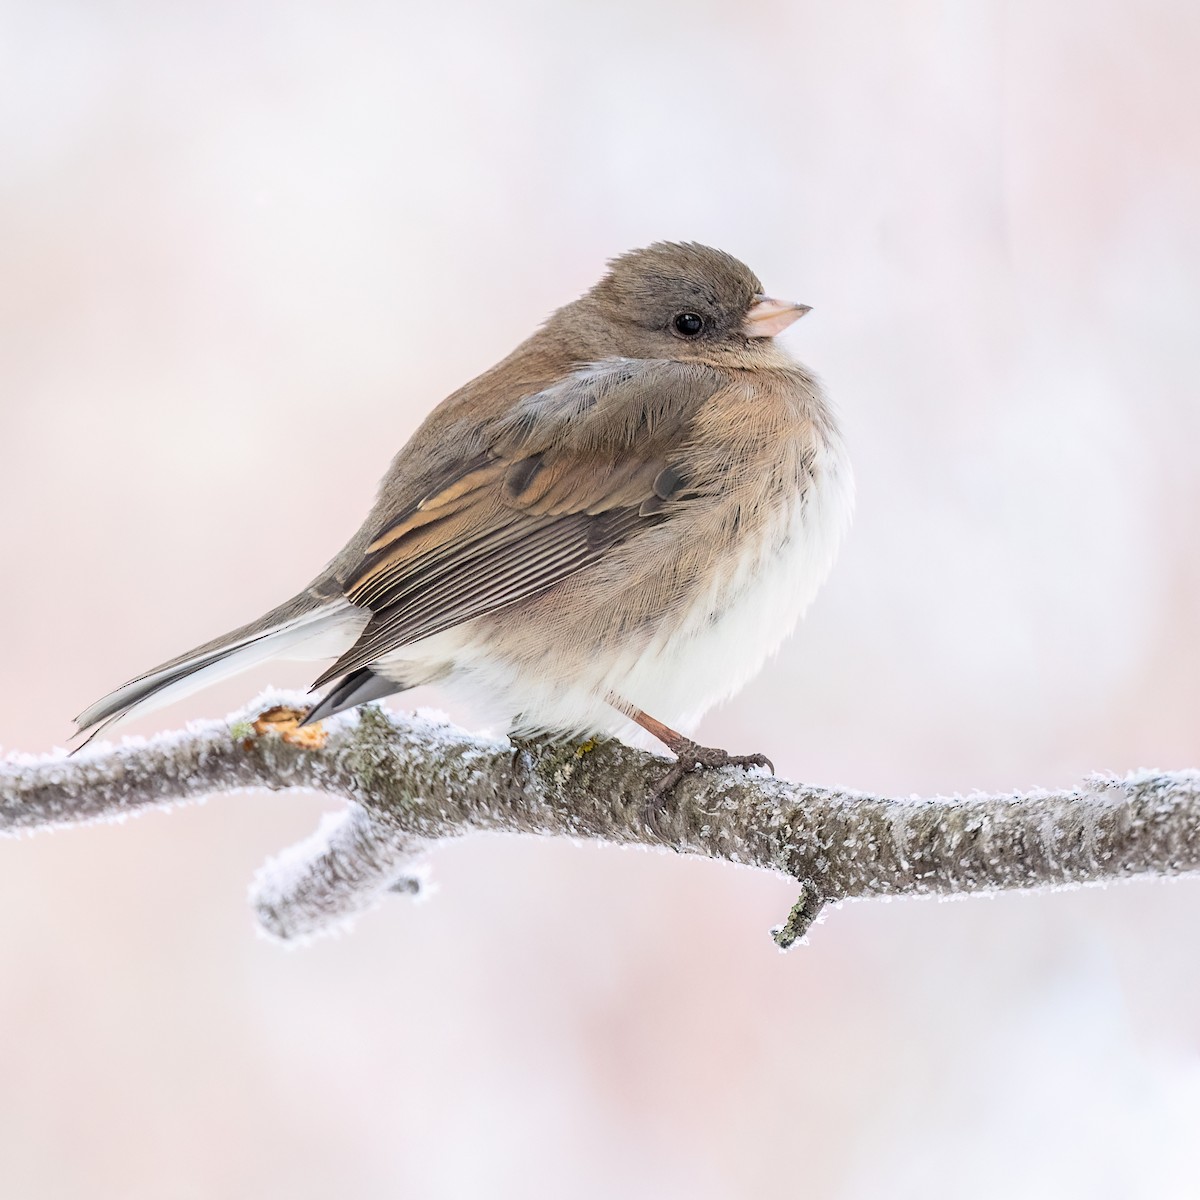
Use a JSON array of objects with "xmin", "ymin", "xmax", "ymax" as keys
[{"xmin": 650, "ymin": 739, "xmax": 774, "ymax": 804}]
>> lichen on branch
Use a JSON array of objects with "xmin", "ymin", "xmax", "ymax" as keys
[{"xmin": 3, "ymin": 693, "xmax": 1198, "ymax": 947}]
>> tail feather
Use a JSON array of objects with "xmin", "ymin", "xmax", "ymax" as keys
[
  {"xmin": 298, "ymin": 667, "xmax": 408, "ymax": 727},
  {"xmin": 75, "ymin": 598, "xmax": 368, "ymax": 745}
]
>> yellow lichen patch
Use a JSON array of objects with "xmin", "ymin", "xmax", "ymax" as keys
[
  {"xmin": 248, "ymin": 705, "xmax": 328, "ymax": 750},
  {"xmin": 574, "ymin": 738, "xmax": 597, "ymax": 758}
]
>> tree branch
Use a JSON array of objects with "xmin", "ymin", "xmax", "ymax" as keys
[{"xmin": 4, "ymin": 693, "xmax": 1198, "ymax": 946}]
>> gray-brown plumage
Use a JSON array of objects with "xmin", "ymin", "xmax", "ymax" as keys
[{"xmin": 77, "ymin": 243, "xmax": 853, "ymax": 791}]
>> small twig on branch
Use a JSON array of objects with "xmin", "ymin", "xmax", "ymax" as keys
[{"xmin": 2, "ymin": 693, "xmax": 1197, "ymax": 947}]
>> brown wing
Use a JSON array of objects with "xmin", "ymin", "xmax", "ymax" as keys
[{"xmin": 312, "ymin": 359, "xmax": 719, "ymax": 685}]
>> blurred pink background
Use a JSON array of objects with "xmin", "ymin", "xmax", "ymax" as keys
[{"xmin": 2, "ymin": 1, "xmax": 1199, "ymax": 1196}]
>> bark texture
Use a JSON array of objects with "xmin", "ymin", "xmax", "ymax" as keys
[{"xmin": 3, "ymin": 694, "xmax": 1197, "ymax": 946}]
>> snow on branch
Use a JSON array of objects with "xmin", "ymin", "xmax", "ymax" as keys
[{"xmin": 3, "ymin": 693, "xmax": 1198, "ymax": 947}]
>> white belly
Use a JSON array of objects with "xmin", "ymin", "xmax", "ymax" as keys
[{"xmin": 605, "ymin": 437, "xmax": 855, "ymax": 734}]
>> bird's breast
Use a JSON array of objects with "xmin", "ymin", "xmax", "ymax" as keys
[{"xmin": 642, "ymin": 416, "xmax": 854, "ymax": 725}]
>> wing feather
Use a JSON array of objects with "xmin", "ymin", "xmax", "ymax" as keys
[{"xmin": 314, "ymin": 359, "xmax": 724, "ymax": 686}]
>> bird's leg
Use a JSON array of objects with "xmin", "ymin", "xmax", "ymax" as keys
[{"xmin": 607, "ymin": 695, "xmax": 774, "ymax": 801}]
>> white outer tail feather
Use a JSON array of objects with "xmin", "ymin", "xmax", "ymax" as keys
[{"xmin": 75, "ymin": 602, "xmax": 367, "ymax": 742}]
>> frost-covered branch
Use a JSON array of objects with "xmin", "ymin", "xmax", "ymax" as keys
[{"xmin": 3, "ymin": 694, "xmax": 1198, "ymax": 946}]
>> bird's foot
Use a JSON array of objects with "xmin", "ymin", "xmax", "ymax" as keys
[
  {"xmin": 508, "ymin": 731, "xmax": 587, "ymax": 776},
  {"xmin": 651, "ymin": 739, "xmax": 774, "ymax": 803},
  {"xmin": 508, "ymin": 732, "xmax": 542, "ymax": 775}
]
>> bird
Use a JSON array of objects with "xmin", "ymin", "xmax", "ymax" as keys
[{"xmin": 76, "ymin": 242, "xmax": 854, "ymax": 795}]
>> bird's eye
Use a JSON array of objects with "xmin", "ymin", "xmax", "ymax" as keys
[{"xmin": 672, "ymin": 312, "xmax": 705, "ymax": 337}]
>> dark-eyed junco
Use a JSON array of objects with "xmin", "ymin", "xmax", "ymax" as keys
[{"xmin": 77, "ymin": 242, "xmax": 853, "ymax": 793}]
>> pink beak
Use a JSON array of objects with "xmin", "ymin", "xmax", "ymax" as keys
[{"xmin": 742, "ymin": 295, "xmax": 812, "ymax": 338}]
